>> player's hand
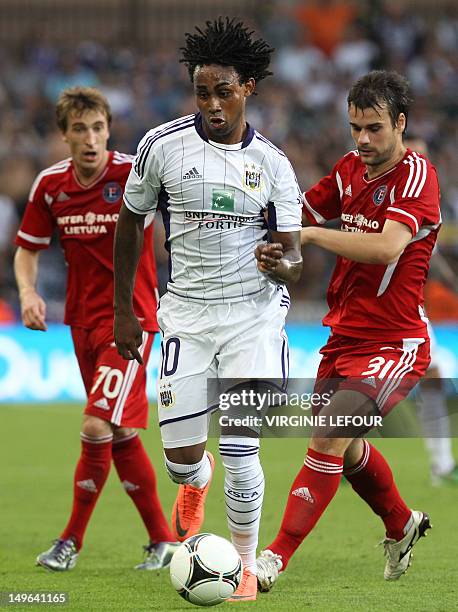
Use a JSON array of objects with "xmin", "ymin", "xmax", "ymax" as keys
[
  {"xmin": 19, "ymin": 288, "xmax": 47, "ymax": 331},
  {"xmin": 114, "ymin": 312, "xmax": 144, "ymax": 364},
  {"xmin": 254, "ymin": 242, "xmax": 284, "ymax": 274}
]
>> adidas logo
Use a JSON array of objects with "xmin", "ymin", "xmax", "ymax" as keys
[
  {"xmin": 345, "ymin": 185, "xmax": 352, "ymax": 197},
  {"xmin": 94, "ymin": 398, "xmax": 110, "ymax": 410},
  {"xmin": 361, "ymin": 376, "xmax": 377, "ymax": 388},
  {"xmin": 292, "ymin": 486, "xmax": 314, "ymax": 503},
  {"xmin": 182, "ymin": 167, "xmax": 202, "ymax": 180},
  {"xmin": 57, "ymin": 192, "xmax": 70, "ymax": 202},
  {"xmin": 77, "ymin": 479, "xmax": 97, "ymax": 493},
  {"xmin": 122, "ymin": 480, "xmax": 140, "ymax": 492}
]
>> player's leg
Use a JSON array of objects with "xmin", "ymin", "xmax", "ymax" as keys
[
  {"xmin": 217, "ymin": 286, "xmax": 290, "ymax": 600},
  {"xmin": 86, "ymin": 326, "xmax": 178, "ymax": 568},
  {"xmin": 36, "ymin": 328, "xmax": 112, "ymax": 571},
  {"xmin": 416, "ymin": 322, "xmax": 456, "ymax": 483},
  {"xmin": 259, "ymin": 390, "xmax": 365, "ymax": 582},
  {"xmin": 339, "ymin": 338, "xmax": 432, "ymax": 580},
  {"xmin": 111, "ymin": 426, "xmax": 177, "ymax": 570},
  {"xmin": 157, "ymin": 294, "xmax": 217, "ymax": 541},
  {"xmin": 416, "ymin": 367, "xmax": 457, "ymax": 485},
  {"xmin": 344, "ymin": 436, "xmax": 431, "ymax": 580},
  {"xmin": 36, "ymin": 414, "xmax": 113, "ymax": 571}
]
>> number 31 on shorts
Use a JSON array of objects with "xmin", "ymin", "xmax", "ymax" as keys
[{"xmin": 361, "ymin": 356, "xmax": 397, "ymax": 379}]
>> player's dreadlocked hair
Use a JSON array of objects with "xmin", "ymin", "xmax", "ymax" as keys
[
  {"xmin": 347, "ymin": 71, "xmax": 413, "ymax": 132},
  {"xmin": 180, "ymin": 17, "xmax": 274, "ymax": 86}
]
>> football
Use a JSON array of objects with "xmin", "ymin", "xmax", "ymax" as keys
[{"xmin": 169, "ymin": 533, "xmax": 243, "ymax": 606}]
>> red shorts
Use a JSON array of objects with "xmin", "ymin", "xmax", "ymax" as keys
[
  {"xmin": 71, "ymin": 326, "xmax": 154, "ymax": 428},
  {"xmin": 314, "ymin": 333, "xmax": 430, "ymax": 416}
]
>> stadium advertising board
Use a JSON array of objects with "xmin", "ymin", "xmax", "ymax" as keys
[{"xmin": 0, "ymin": 323, "xmax": 457, "ymax": 402}]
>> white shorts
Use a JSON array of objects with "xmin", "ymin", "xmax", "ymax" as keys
[{"xmin": 156, "ymin": 285, "xmax": 290, "ymax": 448}]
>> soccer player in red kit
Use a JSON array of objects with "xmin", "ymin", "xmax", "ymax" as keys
[
  {"xmin": 14, "ymin": 87, "xmax": 177, "ymax": 571},
  {"xmin": 255, "ymin": 71, "xmax": 440, "ymax": 588}
]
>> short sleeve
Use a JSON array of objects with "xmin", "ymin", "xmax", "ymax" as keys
[
  {"xmin": 303, "ymin": 162, "xmax": 342, "ymax": 225},
  {"xmin": 15, "ymin": 177, "xmax": 54, "ymax": 250},
  {"xmin": 123, "ymin": 131, "xmax": 164, "ymax": 215},
  {"xmin": 385, "ymin": 155, "xmax": 441, "ymax": 237},
  {"xmin": 267, "ymin": 156, "xmax": 302, "ymax": 232}
]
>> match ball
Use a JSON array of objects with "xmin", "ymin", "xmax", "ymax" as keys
[{"xmin": 170, "ymin": 533, "xmax": 243, "ymax": 606}]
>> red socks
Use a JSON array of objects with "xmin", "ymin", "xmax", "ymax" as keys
[
  {"xmin": 268, "ymin": 449, "xmax": 343, "ymax": 569},
  {"xmin": 61, "ymin": 432, "xmax": 173, "ymax": 549},
  {"xmin": 112, "ymin": 434, "xmax": 174, "ymax": 543},
  {"xmin": 61, "ymin": 434, "xmax": 113, "ymax": 549},
  {"xmin": 344, "ymin": 440, "xmax": 411, "ymax": 540}
]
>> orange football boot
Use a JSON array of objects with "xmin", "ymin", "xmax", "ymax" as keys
[
  {"xmin": 228, "ymin": 568, "xmax": 257, "ymax": 602},
  {"xmin": 171, "ymin": 452, "xmax": 215, "ymax": 542}
]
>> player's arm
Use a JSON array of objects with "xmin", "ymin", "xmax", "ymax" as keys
[
  {"xmin": 14, "ymin": 247, "xmax": 47, "ymax": 331},
  {"xmin": 113, "ymin": 203, "xmax": 146, "ymax": 364},
  {"xmin": 300, "ymin": 219, "xmax": 412, "ymax": 265},
  {"xmin": 255, "ymin": 231, "xmax": 302, "ymax": 283}
]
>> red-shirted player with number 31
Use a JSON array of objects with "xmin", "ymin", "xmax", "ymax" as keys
[
  {"xmin": 256, "ymin": 71, "xmax": 440, "ymax": 589},
  {"xmin": 14, "ymin": 87, "xmax": 177, "ymax": 572}
]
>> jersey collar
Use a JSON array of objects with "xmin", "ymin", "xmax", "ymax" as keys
[
  {"xmin": 362, "ymin": 148, "xmax": 410, "ymax": 184},
  {"xmin": 194, "ymin": 113, "xmax": 255, "ymax": 150},
  {"xmin": 71, "ymin": 151, "xmax": 113, "ymax": 189}
]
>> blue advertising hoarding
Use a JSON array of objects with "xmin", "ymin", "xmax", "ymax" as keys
[{"xmin": 1, "ymin": 323, "xmax": 457, "ymax": 403}]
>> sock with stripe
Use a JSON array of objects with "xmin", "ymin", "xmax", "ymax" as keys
[
  {"xmin": 112, "ymin": 433, "xmax": 174, "ymax": 543},
  {"xmin": 345, "ymin": 440, "xmax": 411, "ymax": 540},
  {"xmin": 165, "ymin": 452, "xmax": 212, "ymax": 489},
  {"xmin": 268, "ymin": 448, "xmax": 343, "ymax": 569},
  {"xmin": 219, "ymin": 437, "xmax": 264, "ymax": 573},
  {"xmin": 60, "ymin": 433, "xmax": 113, "ymax": 549}
]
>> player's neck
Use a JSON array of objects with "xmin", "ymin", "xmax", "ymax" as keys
[
  {"xmin": 73, "ymin": 151, "xmax": 110, "ymax": 186},
  {"xmin": 365, "ymin": 145, "xmax": 406, "ymax": 180},
  {"xmin": 204, "ymin": 121, "xmax": 247, "ymax": 145}
]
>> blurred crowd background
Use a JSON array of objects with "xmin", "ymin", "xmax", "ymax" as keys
[{"xmin": 0, "ymin": 0, "xmax": 457, "ymax": 323}]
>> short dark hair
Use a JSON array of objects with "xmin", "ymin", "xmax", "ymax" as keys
[
  {"xmin": 180, "ymin": 17, "xmax": 274, "ymax": 86},
  {"xmin": 56, "ymin": 87, "xmax": 112, "ymax": 132},
  {"xmin": 347, "ymin": 70, "xmax": 413, "ymax": 131}
]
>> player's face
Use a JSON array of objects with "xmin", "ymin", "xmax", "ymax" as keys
[
  {"xmin": 62, "ymin": 110, "xmax": 110, "ymax": 178},
  {"xmin": 194, "ymin": 64, "xmax": 255, "ymax": 144},
  {"xmin": 349, "ymin": 103, "xmax": 406, "ymax": 174}
]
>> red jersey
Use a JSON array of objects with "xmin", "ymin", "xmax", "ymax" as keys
[
  {"xmin": 303, "ymin": 148, "xmax": 441, "ymax": 340},
  {"xmin": 16, "ymin": 151, "xmax": 158, "ymax": 331}
]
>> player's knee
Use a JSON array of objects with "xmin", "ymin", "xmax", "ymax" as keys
[
  {"xmin": 343, "ymin": 438, "xmax": 364, "ymax": 470},
  {"xmin": 82, "ymin": 415, "xmax": 113, "ymax": 439},
  {"xmin": 113, "ymin": 427, "xmax": 136, "ymax": 441},
  {"xmin": 309, "ymin": 437, "xmax": 349, "ymax": 457}
]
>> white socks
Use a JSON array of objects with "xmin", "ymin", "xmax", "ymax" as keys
[
  {"xmin": 219, "ymin": 437, "xmax": 265, "ymax": 573},
  {"xmin": 165, "ymin": 452, "xmax": 212, "ymax": 488},
  {"xmin": 416, "ymin": 388, "xmax": 455, "ymax": 476}
]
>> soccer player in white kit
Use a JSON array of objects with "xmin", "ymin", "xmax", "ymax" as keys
[{"xmin": 113, "ymin": 18, "xmax": 303, "ymax": 600}]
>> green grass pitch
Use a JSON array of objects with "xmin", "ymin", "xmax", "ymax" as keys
[{"xmin": 1, "ymin": 403, "xmax": 457, "ymax": 611}]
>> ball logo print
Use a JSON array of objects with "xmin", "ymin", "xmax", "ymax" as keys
[{"xmin": 170, "ymin": 533, "xmax": 243, "ymax": 606}]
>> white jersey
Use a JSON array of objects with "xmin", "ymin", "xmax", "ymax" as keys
[{"xmin": 124, "ymin": 113, "xmax": 302, "ymax": 303}]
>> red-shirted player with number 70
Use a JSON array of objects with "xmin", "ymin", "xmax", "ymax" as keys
[
  {"xmin": 14, "ymin": 87, "xmax": 178, "ymax": 572},
  {"xmin": 256, "ymin": 70, "xmax": 440, "ymax": 589}
]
